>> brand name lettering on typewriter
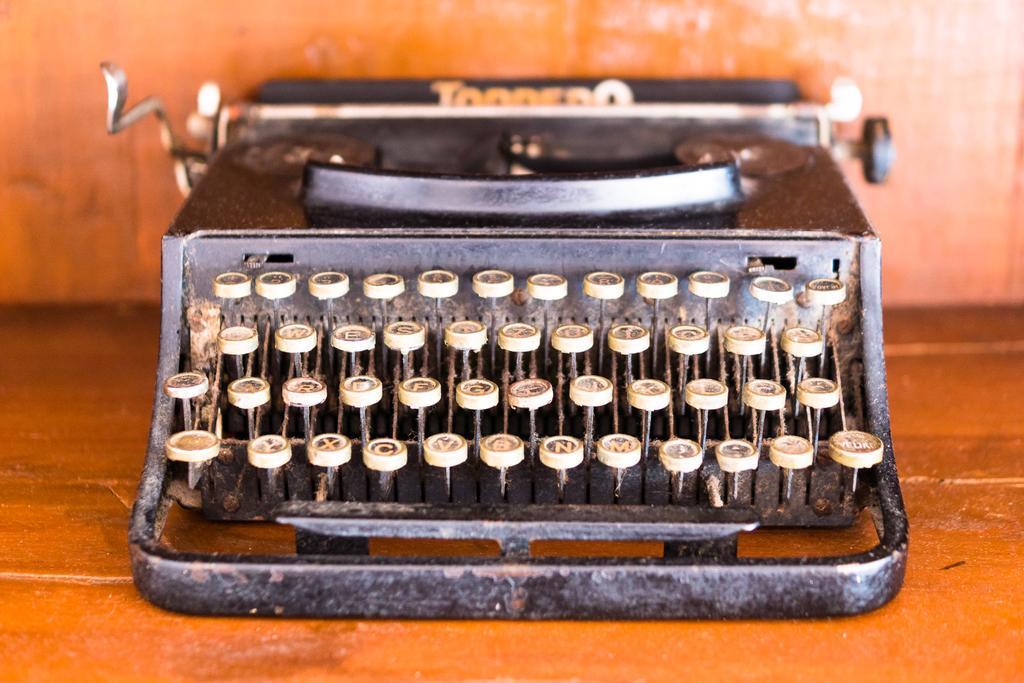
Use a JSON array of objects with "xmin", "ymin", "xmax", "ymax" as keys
[{"xmin": 430, "ymin": 80, "xmax": 635, "ymax": 107}]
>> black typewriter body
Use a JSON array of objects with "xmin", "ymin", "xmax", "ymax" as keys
[{"xmin": 114, "ymin": 74, "xmax": 907, "ymax": 618}]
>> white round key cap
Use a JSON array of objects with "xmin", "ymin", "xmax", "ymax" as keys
[
  {"xmin": 569, "ymin": 375, "xmax": 613, "ymax": 407},
  {"xmin": 213, "ymin": 272, "xmax": 252, "ymax": 299},
  {"xmin": 383, "ymin": 320, "xmax": 426, "ymax": 352},
  {"xmin": 417, "ymin": 270, "xmax": 459, "ymax": 299},
  {"xmin": 445, "ymin": 320, "xmax": 487, "ymax": 351},
  {"xmin": 715, "ymin": 439, "xmax": 759, "ymax": 473},
  {"xmin": 282, "ymin": 376, "xmax": 328, "ymax": 407},
  {"xmin": 539, "ymin": 435, "xmax": 585, "ymax": 471},
  {"xmin": 551, "ymin": 323, "xmax": 593, "ymax": 353},
  {"xmin": 607, "ymin": 323, "xmax": 650, "ymax": 354},
  {"xmin": 508, "ymin": 378, "xmax": 553, "ymax": 410},
  {"xmin": 749, "ymin": 276, "xmax": 794, "ymax": 304},
  {"xmin": 227, "ymin": 377, "xmax": 271, "ymax": 409},
  {"xmin": 596, "ymin": 434, "xmax": 642, "ymax": 469},
  {"xmin": 163, "ymin": 371, "xmax": 209, "ymax": 400},
  {"xmin": 308, "ymin": 433, "xmax": 352, "ymax": 467},
  {"xmin": 341, "ymin": 375, "xmax": 383, "ymax": 408},
  {"xmin": 308, "ymin": 272, "xmax": 349, "ymax": 300},
  {"xmin": 527, "ymin": 273, "xmax": 568, "ymax": 301},
  {"xmin": 667, "ymin": 324, "xmax": 710, "ymax": 355},
  {"xmin": 742, "ymin": 379, "xmax": 787, "ymax": 411},
  {"xmin": 829, "ymin": 430, "xmax": 884, "ymax": 469},
  {"xmin": 255, "ymin": 271, "xmax": 297, "ymax": 300},
  {"xmin": 627, "ymin": 379, "xmax": 671, "ymax": 411},
  {"xmin": 456, "ymin": 379, "xmax": 499, "ymax": 411},
  {"xmin": 423, "ymin": 433, "xmax": 469, "ymax": 468},
  {"xmin": 331, "ymin": 324, "xmax": 375, "ymax": 353},
  {"xmin": 363, "ymin": 273, "xmax": 405, "ymax": 300},
  {"xmin": 724, "ymin": 325, "xmax": 767, "ymax": 356},
  {"xmin": 796, "ymin": 378, "xmax": 840, "ymax": 409},
  {"xmin": 363, "ymin": 438, "xmax": 408, "ymax": 472},
  {"xmin": 498, "ymin": 322, "xmax": 541, "ymax": 353},
  {"xmin": 805, "ymin": 278, "xmax": 847, "ymax": 306},
  {"xmin": 275, "ymin": 323, "xmax": 317, "ymax": 354},
  {"xmin": 769, "ymin": 435, "xmax": 814, "ymax": 470},
  {"xmin": 165, "ymin": 430, "xmax": 220, "ymax": 463},
  {"xmin": 659, "ymin": 438, "xmax": 703, "ymax": 474},
  {"xmin": 247, "ymin": 434, "xmax": 292, "ymax": 469},
  {"xmin": 472, "ymin": 269, "xmax": 514, "ymax": 298},
  {"xmin": 480, "ymin": 433, "xmax": 525, "ymax": 469},
  {"xmin": 685, "ymin": 378, "xmax": 729, "ymax": 410},
  {"xmin": 688, "ymin": 271, "xmax": 730, "ymax": 299},
  {"xmin": 398, "ymin": 377, "xmax": 442, "ymax": 409},
  {"xmin": 583, "ymin": 272, "xmax": 624, "ymax": 300},
  {"xmin": 218, "ymin": 326, "xmax": 259, "ymax": 355},
  {"xmin": 637, "ymin": 272, "xmax": 678, "ymax": 299},
  {"xmin": 781, "ymin": 326, "xmax": 823, "ymax": 357}
]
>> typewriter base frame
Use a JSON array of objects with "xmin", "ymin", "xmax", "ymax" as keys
[{"xmin": 129, "ymin": 232, "xmax": 908, "ymax": 619}]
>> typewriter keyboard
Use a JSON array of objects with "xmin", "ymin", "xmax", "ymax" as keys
[{"xmin": 161, "ymin": 238, "xmax": 882, "ymax": 529}]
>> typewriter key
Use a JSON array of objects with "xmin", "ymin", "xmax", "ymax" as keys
[
  {"xmin": 282, "ymin": 376, "xmax": 328, "ymax": 444},
  {"xmin": 829, "ymin": 430, "xmax": 884, "ymax": 498},
  {"xmin": 418, "ymin": 270, "xmax": 458, "ymax": 371},
  {"xmin": 498, "ymin": 322, "xmax": 541, "ymax": 381},
  {"xmin": 742, "ymin": 379, "xmax": 786, "ymax": 453},
  {"xmin": 569, "ymin": 375, "xmax": 613, "ymax": 463},
  {"xmin": 227, "ymin": 376, "xmax": 271, "ymax": 439},
  {"xmin": 308, "ymin": 272, "xmax": 349, "ymax": 328},
  {"xmin": 424, "ymin": 432, "xmax": 468, "ymax": 499},
  {"xmin": 688, "ymin": 271, "xmax": 730, "ymax": 332},
  {"xmin": 363, "ymin": 273, "xmax": 405, "ymax": 379},
  {"xmin": 637, "ymin": 272, "xmax": 678, "ymax": 377},
  {"xmin": 659, "ymin": 437, "xmax": 703, "ymax": 501},
  {"xmin": 384, "ymin": 320, "xmax": 426, "ymax": 379},
  {"xmin": 213, "ymin": 272, "xmax": 251, "ymax": 325},
  {"xmin": 473, "ymin": 269, "xmax": 514, "ymax": 369},
  {"xmin": 527, "ymin": 273, "xmax": 568, "ymax": 373},
  {"xmin": 769, "ymin": 434, "xmax": 814, "ymax": 503},
  {"xmin": 596, "ymin": 433, "xmax": 642, "ymax": 499},
  {"xmin": 255, "ymin": 271, "xmax": 297, "ymax": 328},
  {"xmin": 163, "ymin": 371, "xmax": 209, "ymax": 430},
  {"xmin": 331, "ymin": 323, "xmax": 375, "ymax": 375},
  {"xmin": 551, "ymin": 322, "xmax": 593, "ymax": 423},
  {"xmin": 218, "ymin": 325, "xmax": 259, "ymax": 377},
  {"xmin": 668, "ymin": 324, "xmax": 709, "ymax": 415},
  {"xmin": 480, "ymin": 433, "xmax": 525, "ymax": 498},
  {"xmin": 399, "ymin": 377, "xmax": 442, "ymax": 463},
  {"xmin": 685, "ymin": 378, "xmax": 729, "ymax": 453},
  {"xmin": 805, "ymin": 278, "xmax": 847, "ymax": 366},
  {"xmin": 509, "ymin": 378, "xmax": 553, "ymax": 463},
  {"xmin": 781, "ymin": 326, "xmax": 822, "ymax": 409},
  {"xmin": 341, "ymin": 375, "xmax": 384, "ymax": 446},
  {"xmin": 363, "ymin": 437, "xmax": 408, "ymax": 500},
  {"xmin": 608, "ymin": 323, "xmax": 650, "ymax": 396},
  {"xmin": 724, "ymin": 325, "xmax": 767, "ymax": 417},
  {"xmin": 584, "ymin": 271, "xmax": 625, "ymax": 375},
  {"xmin": 247, "ymin": 434, "xmax": 292, "ymax": 499},
  {"xmin": 275, "ymin": 323, "xmax": 317, "ymax": 376},
  {"xmin": 715, "ymin": 439, "xmax": 759, "ymax": 503},
  {"xmin": 539, "ymin": 435, "xmax": 584, "ymax": 500},
  {"xmin": 627, "ymin": 379, "xmax": 670, "ymax": 461},
  {"xmin": 165, "ymin": 429, "xmax": 220, "ymax": 489},
  {"xmin": 796, "ymin": 377, "xmax": 840, "ymax": 454},
  {"xmin": 308, "ymin": 433, "xmax": 352, "ymax": 501},
  {"xmin": 457, "ymin": 379, "xmax": 499, "ymax": 463},
  {"xmin": 749, "ymin": 276, "xmax": 793, "ymax": 333}
]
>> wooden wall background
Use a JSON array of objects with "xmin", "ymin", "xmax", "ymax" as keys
[{"xmin": 1, "ymin": 0, "xmax": 1021, "ymax": 306}]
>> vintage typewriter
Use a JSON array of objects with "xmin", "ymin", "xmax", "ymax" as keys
[{"xmin": 102, "ymin": 64, "xmax": 905, "ymax": 618}]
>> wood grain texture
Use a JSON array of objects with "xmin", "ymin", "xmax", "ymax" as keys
[
  {"xmin": 0, "ymin": 1, "xmax": 1023, "ymax": 305},
  {"xmin": 0, "ymin": 305, "xmax": 1021, "ymax": 680}
]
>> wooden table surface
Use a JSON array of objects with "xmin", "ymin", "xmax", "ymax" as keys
[{"xmin": 0, "ymin": 305, "xmax": 1021, "ymax": 681}]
